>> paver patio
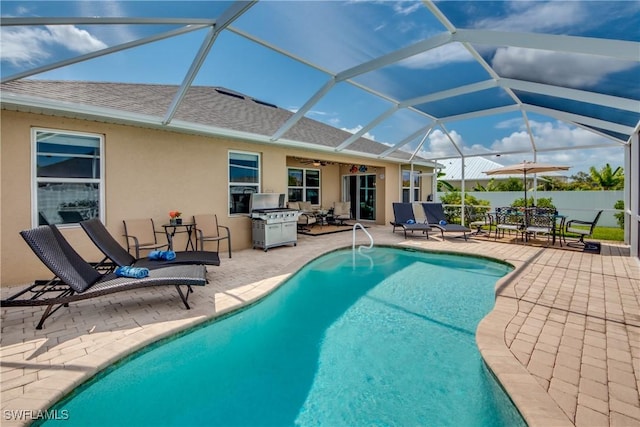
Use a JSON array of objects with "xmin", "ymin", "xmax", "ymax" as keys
[{"xmin": 1, "ymin": 225, "xmax": 638, "ymax": 426}]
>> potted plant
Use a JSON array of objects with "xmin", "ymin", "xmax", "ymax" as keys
[{"xmin": 169, "ymin": 210, "xmax": 182, "ymax": 225}]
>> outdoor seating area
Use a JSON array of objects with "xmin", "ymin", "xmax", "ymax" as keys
[{"xmin": 0, "ymin": 225, "xmax": 208, "ymax": 329}]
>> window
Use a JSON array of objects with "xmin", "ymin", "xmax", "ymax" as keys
[
  {"xmin": 402, "ymin": 170, "xmax": 420, "ymax": 203},
  {"xmin": 287, "ymin": 168, "xmax": 320, "ymax": 205},
  {"xmin": 33, "ymin": 128, "xmax": 103, "ymax": 226},
  {"xmin": 229, "ymin": 151, "xmax": 260, "ymax": 214}
]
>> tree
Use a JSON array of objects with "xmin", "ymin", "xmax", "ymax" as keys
[{"xmin": 589, "ymin": 164, "xmax": 624, "ymax": 190}]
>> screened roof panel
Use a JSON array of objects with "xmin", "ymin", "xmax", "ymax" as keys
[
  {"xmin": 367, "ymin": 108, "xmax": 434, "ymax": 149},
  {"xmin": 414, "ymin": 87, "xmax": 513, "ymax": 118},
  {"xmin": 0, "ymin": 23, "xmax": 206, "ymax": 81},
  {"xmin": 232, "ymin": 1, "xmax": 447, "ymax": 74},
  {"xmin": 352, "ymin": 43, "xmax": 491, "ymax": 101},
  {"xmin": 515, "ymin": 91, "xmax": 640, "ymax": 130},
  {"xmin": 481, "ymin": 45, "xmax": 640, "ymax": 100},
  {"xmin": 305, "ymin": 81, "xmax": 393, "ymax": 136},
  {"xmin": 436, "ymin": 1, "xmax": 640, "ymax": 42},
  {"xmin": 194, "ymin": 30, "xmax": 329, "ymax": 112}
]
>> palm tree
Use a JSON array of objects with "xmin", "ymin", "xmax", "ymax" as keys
[{"xmin": 589, "ymin": 164, "xmax": 624, "ymax": 190}]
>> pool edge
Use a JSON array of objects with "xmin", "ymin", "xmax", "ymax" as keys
[{"xmin": 476, "ymin": 249, "xmax": 574, "ymax": 427}]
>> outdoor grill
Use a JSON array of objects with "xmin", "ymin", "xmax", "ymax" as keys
[{"xmin": 249, "ymin": 193, "xmax": 300, "ymax": 251}]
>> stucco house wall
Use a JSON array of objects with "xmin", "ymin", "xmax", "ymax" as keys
[{"xmin": 1, "ymin": 110, "xmax": 411, "ymax": 286}]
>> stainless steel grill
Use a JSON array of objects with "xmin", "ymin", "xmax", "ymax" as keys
[{"xmin": 250, "ymin": 194, "xmax": 300, "ymax": 251}]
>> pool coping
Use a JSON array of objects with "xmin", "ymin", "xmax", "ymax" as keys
[{"xmin": 476, "ymin": 250, "xmax": 574, "ymax": 427}]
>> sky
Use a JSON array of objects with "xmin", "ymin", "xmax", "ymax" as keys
[{"xmin": 2, "ymin": 0, "xmax": 639, "ymax": 177}]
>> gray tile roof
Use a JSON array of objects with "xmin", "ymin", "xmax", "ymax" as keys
[{"xmin": 1, "ymin": 80, "xmax": 423, "ymax": 163}]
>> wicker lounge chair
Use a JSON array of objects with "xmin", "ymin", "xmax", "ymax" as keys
[
  {"xmin": 421, "ymin": 203, "xmax": 470, "ymax": 241},
  {"xmin": 1, "ymin": 226, "xmax": 207, "ymax": 329},
  {"xmin": 390, "ymin": 203, "xmax": 432, "ymax": 239},
  {"xmin": 79, "ymin": 219, "xmax": 220, "ymax": 269}
]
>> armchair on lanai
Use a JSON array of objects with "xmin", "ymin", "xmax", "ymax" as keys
[{"xmin": 564, "ymin": 210, "xmax": 603, "ymax": 248}]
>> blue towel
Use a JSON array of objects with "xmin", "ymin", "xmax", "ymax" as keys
[
  {"xmin": 148, "ymin": 250, "xmax": 177, "ymax": 261},
  {"xmin": 115, "ymin": 266, "xmax": 149, "ymax": 279},
  {"xmin": 406, "ymin": 219, "xmax": 415, "ymax": 224},
  {"xmin": 439, "ymin": 220, "xmax": 447, "ymax": 226}
]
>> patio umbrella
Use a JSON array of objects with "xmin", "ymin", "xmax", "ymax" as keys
[{"xmin": 483, "ymin": 161, "xmax": 570, "ymax": 208}]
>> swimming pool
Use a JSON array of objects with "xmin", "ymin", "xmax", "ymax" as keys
[{"xmin": 41, "ymin": 246, "xmax": 524, "ymax": 426}]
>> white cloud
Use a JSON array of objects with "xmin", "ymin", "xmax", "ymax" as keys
[
  {"xmin": 1, "ymin": 27, "xmax": 52, "ymax": 66},
  {"xmin": 341, "ymin": 124, "xmax": 376, "ymax": 141},
  {"xmin": 473, "ymin": 1, "xmax": 587, "ymax": 33},
  {"xmin": 1, "ymin": 25, "xmax": 107, "ymax": 67},
  {"xmin": 393, "ymin": 2, "xmax": 421, "ymax": 16},
  {"xmin": 492, "ymin": 47, "xmax": 636, "ymax": 88},
  {"xmin": 488, "ymin": 120, "xmax": 624, "ymax": 173},
  {"xmin": 397, "ymin": 42, "xmax": 473, "ymax": 69},
  {"xmin": 45, "ymin": 25, "xmax": 109, "ymax": 53}
]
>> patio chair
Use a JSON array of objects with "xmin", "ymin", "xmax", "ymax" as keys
[
  {"xmin": 564, "ymin": 210, "xmax": 603, "ymax": 247},
  {"xmin": 0, "ymin": 225, "xmax": 207, "ymax": 329},
  {"xmin": 421, "ymin": 203, "xmax": 470, "ymax": 241},
  {"xmin": 524, "ymin": 208, "xmax": 557, "ymax": 246},
  {"xmin": 192, "ymin": 214, "xmax": 232, "ymax": 258},
  {"xmin": 287, "ymin": 202, "xmax": 317, "ymax": 231},
  {"xmin": 80, "ymin": 219, "xmax": 220, "ymax": 268},
  {"xmin": 494, "ymin": 207, "xmax": 526, "ymax": 243},
  {"xmin": 123, "ymin": 218, "xmax": 170, "ymax": 258},
  {"xmin": 465, "ymin": 205, "xmax": 493, "ymax": 237},
  {"xmin": 390, "ymin": 203, "xmax": 432, "ymax": 239},
  {"xmin": 332, "ymin": 201, "xmax": 351, "ymax": 225}
]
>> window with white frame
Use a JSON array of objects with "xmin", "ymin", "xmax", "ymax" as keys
[
  {"xmin": 229, "ymin": 151, "xmax": 260, "ymax": 214},
  {"xmin": 402, "ymin": 170, "xmax": 420, "ymax": 202},
  {"xmin": 287, "ymin": 168, "xmax": 320, "ymax": 204},
  {"xmin": 33, "ymin": 128, "xmax": 103, "ymax": 226}
]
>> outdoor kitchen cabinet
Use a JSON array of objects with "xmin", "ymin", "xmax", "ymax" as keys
[{"xmin": 251, "ymin": 219, "xmax": 297, "ymax": 251}]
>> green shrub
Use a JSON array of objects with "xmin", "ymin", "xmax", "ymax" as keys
[
  {"xmin": 614, "ymin": 200, "xmax": 624, "ymax": 229},
  {"xmin": 511, "ymin": 197, "xmax": 555, "ymax": 209},
  {"xmin": 439, "ymin": 191, "xmax": 490, "ymax": 223}
]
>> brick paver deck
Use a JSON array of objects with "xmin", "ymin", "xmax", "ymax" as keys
[{"xmin": 1, "ymin": 225, "xmax": 638, "ymax": 426}]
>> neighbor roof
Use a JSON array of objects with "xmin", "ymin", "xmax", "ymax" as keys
[{"xmin": 1, "ymin": 1, "xmax": 639, "ymax": 165}]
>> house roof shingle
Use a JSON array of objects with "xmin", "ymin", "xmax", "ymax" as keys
[{"xmin": 1, "ymin": 80, "xmax": 430, "ymax": 165}]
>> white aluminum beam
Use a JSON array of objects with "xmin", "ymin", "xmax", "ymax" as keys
[
  {"xmin": 523, "ymin": 104, "xmax": 635, "ymax": 135},
  {"xmin": 163, "ymin": 1, "xmax": 256, "ymax": 125},
  {"xmin": 500, "ymin": 78, "xmax": 640, "ymax": 112},
  {"xmin": 0, "ymin": 17, "xmax": 217, "ymax": 26},
  {"xmin": 378, "ymin": 124, "xmax": 435, "ymax": 158},
  {"xmin": 335, "ymin": 106, "xmax": 399, "ymax": 151},
  {"xmin": 270, "ymin": 78, "xmax": 337, "ymax": 141},
  {"xmin": 454, "ymin": 29, "xmax": 640, "ymax": 62}
]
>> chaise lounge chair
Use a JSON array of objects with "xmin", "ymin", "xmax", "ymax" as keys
[
  {"xmin": 390, "ymin": 203, "xmax": 432, "ymax": 239},
  {"xmin": 79, "ymin": 219, "xmax": 220, "ymax": 269},
  {"xmin": 421, "ymin": 203, "xmax": 471, "ymax": 241},
  {"xmin": 0, "ymin": 226, "xmax": 208, "ymax": 329}
]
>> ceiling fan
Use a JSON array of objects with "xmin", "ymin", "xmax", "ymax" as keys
[{"xmin": 298, "ymin": 158, "xmax": 333, "ymax": 166}]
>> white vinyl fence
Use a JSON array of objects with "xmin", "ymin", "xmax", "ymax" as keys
[{"xmin": 436, "ymin": 190, "xmax": 623, "ymax": 228}]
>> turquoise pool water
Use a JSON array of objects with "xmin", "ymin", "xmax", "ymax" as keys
[{"xmin": 41, "ymin": 247, "xmax": 524, "ymax": 427}]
